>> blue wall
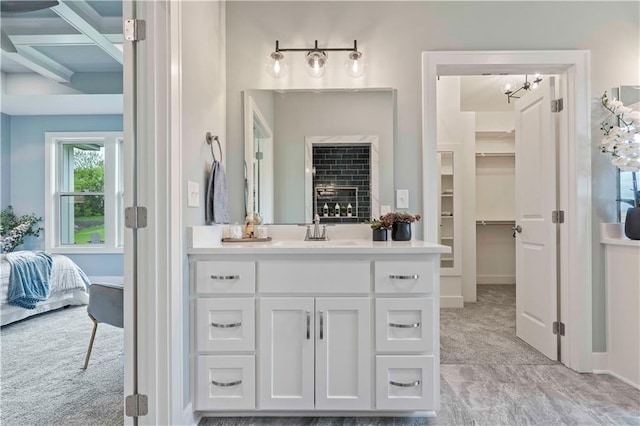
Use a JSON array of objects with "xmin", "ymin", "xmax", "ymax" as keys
[
  {"xmin": 1, "ymin": 113, "xmax": 10, "ymax": 209},
  {"xmin": 8, "ymin": 114, "xmax": 124, "ymax": 276}
]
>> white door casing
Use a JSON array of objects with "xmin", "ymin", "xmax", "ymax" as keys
[
  {"xmin": 259, "ymin": 298, "xmax": 315, "ymax": 410},
  {"xmin": 514, "ymin": 77, "xmax": 558, "ymax": 361},
  {"xmin": 315, "ymin": 298, "xmax": 371, "ymax": 410}
]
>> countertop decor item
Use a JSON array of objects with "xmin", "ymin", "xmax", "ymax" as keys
[
  {"xmin": 368, "ymin": 217, "xmax": 392, "ymax": 241},
  {"xmin": 599, "ymin": 92, "xmax": 640, "ymax": 239},
  {"xmin": 381, "ymin": 212, "xmax": 422, "ymax": 242},
  {"xmin": 222, "ymin": 237, "xmax": 272, "ymax": 243}
]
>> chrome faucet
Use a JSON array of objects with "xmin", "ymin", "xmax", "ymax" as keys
[{"xmin": 305, "ymin": 213, "xmax": 328, "ymax": 241}]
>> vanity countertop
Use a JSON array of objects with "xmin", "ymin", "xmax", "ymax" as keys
[{"xmin": 187, "ymin": 239, "xmax": 451, "ymax": 255}]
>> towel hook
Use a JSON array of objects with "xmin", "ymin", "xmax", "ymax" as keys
[{"xmin": 206, "ymin": 132, "xmax": 222, "ymax": 163}]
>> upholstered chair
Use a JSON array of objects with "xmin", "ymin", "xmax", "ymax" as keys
[{"xmin": 83, "ymin": 282, "xmax": 124, "ymax": 370}]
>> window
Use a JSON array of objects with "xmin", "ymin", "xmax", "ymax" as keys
[
  {"xmin": 45, "ymin": 132, "xmax": 123, "ymax": 253},
  {"xmin": 619, "ymin": 170, "xmax": 637, "ymax": 222}
]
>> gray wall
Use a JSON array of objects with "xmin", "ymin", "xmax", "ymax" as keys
[
  {"xmin": 7, "ymin": 114, "xmax": 124, "ymax": 276},
  {"xmin": 1, "ymin": 113, "xmax": 10, "ymax": 208},
  {"xmin": 226, "ymin": 1, "xmax": 640, "ymax": 352}
]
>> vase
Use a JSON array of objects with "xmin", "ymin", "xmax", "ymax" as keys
[
  {"xmin": 391, "ymin": 222, "xmax": 411, "ymax": 241},
  {"xmin": 624, "ymin": 207, "xmax": 640, "ymax": 240},
  {"xmin": 372, "ymin": 228, "xmax": 388, "ymax": 241}
]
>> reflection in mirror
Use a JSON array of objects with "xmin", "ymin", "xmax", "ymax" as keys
[
  {"xmin": 243, "ymin": 89, "xmax": 395, "ymax": 224},
  {"xmin": 614, "ymin": 85, "xmax": 640, "ymax": 222}
]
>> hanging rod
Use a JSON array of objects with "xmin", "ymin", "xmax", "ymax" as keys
[
  {"xmin": 475, "ymin": 152, "xmax": 515, "ymax": 157},
  {"xmin": 206, "ymin": 132, "xmax": 222, "ymax": 163},
  {"xmin": 476, "ymin": 220, "xmax": 516, "ymax": 225}
]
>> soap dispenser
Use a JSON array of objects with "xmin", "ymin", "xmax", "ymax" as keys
[
  {"xmin": 335, "ymin": 203, "xmax": 340, "ymax": 217},
  {"xmin": 347, "ymin": 203, "xmax": 353, "ymax": 217},
  {"xmin": 323, "ymin": 203, "xmax": 329, "ymax": 217}
]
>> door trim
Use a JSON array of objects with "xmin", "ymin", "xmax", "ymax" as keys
[{"xmin": 421, "ymin": 50, "xmax": 592, "ymax": 372}]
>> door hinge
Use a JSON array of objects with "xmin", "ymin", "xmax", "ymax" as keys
[
  {"xmin": 124, "ymin": 19, "xmax": 146, "ymax": 42},
  {"xmin": 553, "ymin": 321, "xmax": 565, "ymax": 336},
  {"xmin": 125, "ymin": 206, "xmax": 148, "ymax": 229},
  {"xmin": 551, "ymin": 98, "xmax": 564, "ymax": 113},
  {"xmin": 255, "ymin": 151, "xmax": 264, "ymax": 160},
  {"xmin": 552, "ymin": 210, "xmax": 565, "ymax": 224},
  {"xmin": 125, "ymin": 394, "xmax": 148, "ymax": 417}
]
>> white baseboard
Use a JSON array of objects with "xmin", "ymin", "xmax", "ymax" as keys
[
  {"xmin": 477, "ymin": 275, "xmax": 515, "ymax": 285},
  {"xmin": 179, "ymin": 402, "xmax": 199, "ymax": 426},
  {"xmin": 87, "ymin": 275, "xmax": 124, "ymax": 285},
  {"xmin": 441, "ymin": 295, "xmax": 464, "ymax": 308},
  {"xmin": 592, "ymin": 352, "xmax": 640, "ymax": 390},
  {"xmin": 591, "ymin": 352, "xmax": 608, "ymax": 372}
]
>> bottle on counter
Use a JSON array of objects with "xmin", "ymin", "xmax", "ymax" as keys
[
  {"xmin": 347, "ymin": 203, "xmax": 353, "ymax": 217},
  {"xmin": 335, "ymin": 203, "xmax": 341, "ymax": 217},
  {"xmin": 244, "ymin": 213, "xmax": 255, "ymax": 238},
  {"xmin": 323, "ymin": 203, "xmax": 329, "ymax": 217}
]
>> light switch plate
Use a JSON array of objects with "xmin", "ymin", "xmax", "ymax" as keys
[
  {"xmin": 396, "ymin": 189, "xmax": 409, "ymax": 209},
  {"xmin": 188, "ymin": 181, "xmax": 200, "ymax": 207}
]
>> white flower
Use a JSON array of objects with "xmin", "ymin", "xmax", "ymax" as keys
[
  {"xmin": 614, "ymin": 105, "xmax": 633, "ymax": 116},
  {"xmin": 628, "ymin": 111, "xmax": 640, "ymax": 125}
]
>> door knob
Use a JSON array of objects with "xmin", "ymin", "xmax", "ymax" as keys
[{"xmin": 512, "ymin": 225, "xmax": 522, "ymax": 237}]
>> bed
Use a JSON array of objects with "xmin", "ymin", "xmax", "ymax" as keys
[{"xmin": 0, "ymin": 252, "xmax": 90, "ymax": 326}]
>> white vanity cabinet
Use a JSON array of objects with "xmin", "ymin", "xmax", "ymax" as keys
[{"xmin": 189, "ymin": 241, "xmax": 446, "ymax": 416}]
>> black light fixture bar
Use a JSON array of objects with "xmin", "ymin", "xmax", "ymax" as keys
[
  {"xmin": 274, "ymin": 40, "xmax": 358, "ymax": 53},
  {"xmin": 505, "ymin": 74, "xmax": 543, "ymax": 103}
]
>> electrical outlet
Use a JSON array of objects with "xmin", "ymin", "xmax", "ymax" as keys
[
  {"xmin": 188, "ymin": 181, "xmax": 200, "ymax": 207},
  {"xmin": 396, "ymin": 189, "xmax": 409, "ymax": 209}
]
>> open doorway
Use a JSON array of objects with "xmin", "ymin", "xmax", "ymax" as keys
[{"xmin": 423, "ymin": 50, "xmax": 592, "ymax": 372}]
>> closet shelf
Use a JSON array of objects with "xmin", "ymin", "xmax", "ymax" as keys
[
  {"xmin": 476, "ymin": 219, "xmax": 515, "ymax": 225},
  {"xmin": 440, "ymin": 194, "xmax": 453, "ymax": 197},
  {"xmin": 440, "ymin": 237, "xmax": 453, "ymax": 241},
  {"xmin": 475, "ymin": 152, "xmax": 515, "ymax": 157}
]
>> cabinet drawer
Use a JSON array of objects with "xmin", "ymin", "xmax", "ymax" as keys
[
  {"xmin": 260, "ymin": 261, "xmax": 370, "ymax": 294},
  {"xmin": 195, "ymin": 261, "xmax": 255, "ymax": 294},
  {"xmin": 196, "ymin": 298, "xmax": 255, "ymax": 352},
  {"xmin": 376, "ymin": 355, "xmax": 434, "ymax": 410},
  {"xmin": 374, "ymin": 261, "xmax": 434, "ymax": 294},
  {"xmin": 375, "ymin": 298, "xmax": 433, "ymax": 352},
  {"xmin": 195, "ymin": 355, "xmax": 255, "ymax": 410}
]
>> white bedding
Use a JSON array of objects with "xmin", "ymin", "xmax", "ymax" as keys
[{"xmin": 0, "ymin": 253, "xmax": 90, "ymax": 326}]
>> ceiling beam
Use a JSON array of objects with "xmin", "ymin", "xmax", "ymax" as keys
[
  {"xmin": 50, "ymin": 0, "xmax": 123, "ymax": 64},
  {"xmin": 9, "ymin": 33, "xmax": 122, "ymax": 47},
  {"xmin": 1, "ymin": 46, "xmax": 73, "ymax": 83}
]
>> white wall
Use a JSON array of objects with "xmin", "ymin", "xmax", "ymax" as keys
[
  {"xmin": 179, "ymin": 0, "xmax": 226, "ymax": 409},
  {"xmin": 225, "ymin": 0, "xmax": 639, "ymax": 353}
]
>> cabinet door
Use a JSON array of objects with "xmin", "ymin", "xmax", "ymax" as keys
[
  {"xmin": 259, "ymin": 298, "xmax": 315, "ymax": 410},
  {"xmin": 315, "ymin": 297, "xmax": 371, "ymax": 410}
]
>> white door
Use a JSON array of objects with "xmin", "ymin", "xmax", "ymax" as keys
[
  {"xmin": 315, "ymin": 298, "xmax": 371, "ymax": 410},
  {"xmin": 259, "ymin": 298, "xmax": 315, "ymax": 409},
  {"xmin": 514, "ymin": 77, "xmax": 558, "ymax": 360}
]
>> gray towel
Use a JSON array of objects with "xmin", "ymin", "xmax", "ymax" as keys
[{"xmin": 206, "ymin": 160, "xmax": 230, "ymax": 224}]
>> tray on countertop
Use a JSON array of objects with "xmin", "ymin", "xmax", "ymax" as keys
[{"xmin": 222, "ymin": 237, "xmax": 272, "ymax": 243}]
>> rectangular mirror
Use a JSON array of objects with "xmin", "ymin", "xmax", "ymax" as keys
[{"xmin": 243, "ymin": 89, "xmax": 395, "ymax": 224}]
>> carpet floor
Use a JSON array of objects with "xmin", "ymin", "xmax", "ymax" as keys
[
  {"xmin": 0, "ymin": 305, "xmax": 123, "ymax": 426},
  {"xmin": 440, "ymin": 284, "xmax": 557, "ymax": 365}
]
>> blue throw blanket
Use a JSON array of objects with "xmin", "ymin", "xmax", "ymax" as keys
[{"xmin": 6, "ymin": 251, "xmax": 53, "ymax": 309}]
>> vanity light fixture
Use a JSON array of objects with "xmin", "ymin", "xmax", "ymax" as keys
[
  {"xmin": 266, "ymin": 40, "xmax": 365, "ymax": 79},
  {"xmin": 501, "ymin": 74, "xmax": 542, "ymax": 103}
]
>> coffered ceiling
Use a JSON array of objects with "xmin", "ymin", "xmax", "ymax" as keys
[{"xmin": 1, "ymin": 0, "xmax": 123, "ymax": 87}]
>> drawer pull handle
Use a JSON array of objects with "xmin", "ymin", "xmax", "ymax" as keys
[
  {"xmin": 319, "ymin": 310, "xmax": 325, "ymax": 340},
  {"xmin": 389, "ymin": 322, "xmax": 420, "ymax": 329},
  {"xmin": 210, "ymin": 275, "xmax": 240, "ymax": 280},
  {"xmin": 211, "ymin": 379, "xmax": 242, "ymax": 387},
  {"xmin": 306, "ymin": 310, "xmax": 311, "ymax": 340},
  {"xmin": 390, "ymin": 380, "xmax": 421, "ymax": 388},
  {"xmin": 389, "ymin": 274, "xmax": 419, "ymax": 280},
  {"xmin": 211, "ymin": 322, "xmax": 242, "ymax": 329}
]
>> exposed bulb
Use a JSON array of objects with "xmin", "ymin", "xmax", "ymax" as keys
[
  {"xmin": 305, "ymin": 51, "xmax": 327, "ymax": 78},
  {"xmin": 266, "ymin": 51, "xmax": 288, "ymax": 78},
  {"xmin": 345, "ymin": 51, "xmax": 366, "ymax": 78},
  {"xmin": 500, "ymin": 80, "xmax": 517, "ymax": 95}
]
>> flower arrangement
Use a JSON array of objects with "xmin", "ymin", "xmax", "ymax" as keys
[
  {"xmin": 600, "ymin": 91, "xmax": 640, "ymax": 208},
  {"xmin": 368, "ymin": 215, "xmax": 393, "ymax": 230},
  {"xmin": 0, "ymin": 206, "xmax": 43, "ymax": 253}
]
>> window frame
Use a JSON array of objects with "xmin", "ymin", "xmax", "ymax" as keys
[{"xmin": 45, "ymin": 131, "xmax": 124, "ymax": 254}]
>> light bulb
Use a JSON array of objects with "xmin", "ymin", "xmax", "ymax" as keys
[
  {"xmin": 266, "ymin": 51, "xmax": 288, "ymax": 78},
  {"xmin": 345, "ymin": 51, "xmax": 366, "ymax": 78},
  {"xmin": 305, "ymin": 51, "xmax": 327, "ymax": 78},
  {"xmin": 500, "ymin": 80, "xmax": 517, "ymax": 95}
]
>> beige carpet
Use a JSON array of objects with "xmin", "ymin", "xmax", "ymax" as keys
[{"xmin": 0, "ymin": 305, "xmax": 123, "ymax": 426}]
